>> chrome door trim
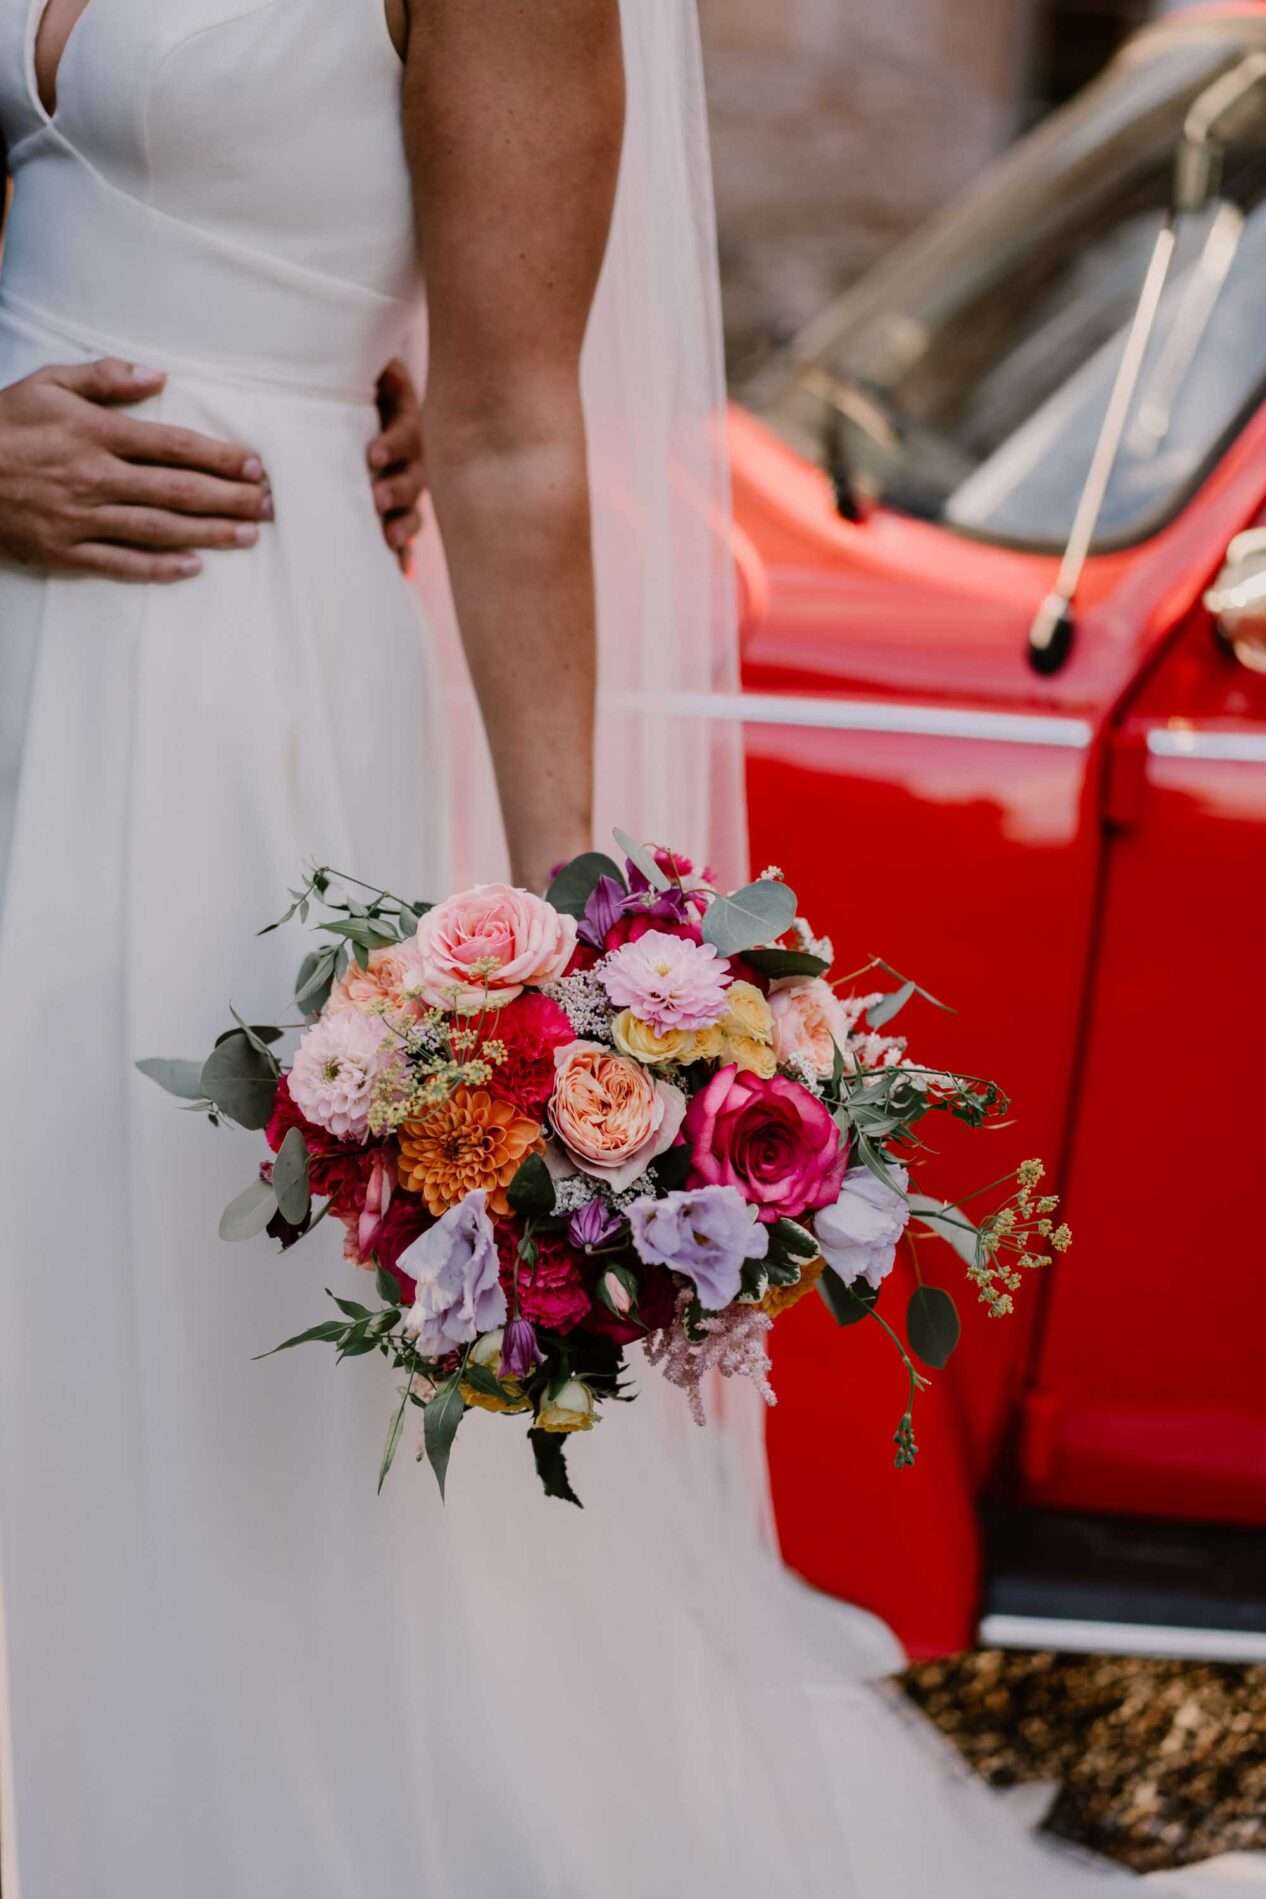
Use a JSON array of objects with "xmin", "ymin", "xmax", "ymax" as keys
[
  {"xmin": 1147, "ymin": 727, "xmax": 1266, "ymax": 762},
  {"xmin": 628, "ymin": 691, "xmax": 1095, "ymax": 750}
]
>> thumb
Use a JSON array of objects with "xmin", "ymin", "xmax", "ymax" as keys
[{"xmin": 47, "ymin": 357, "xmax": 168, "ymax": 404}]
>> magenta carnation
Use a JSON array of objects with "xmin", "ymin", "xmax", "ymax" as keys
[
  {"xmin": 599, "ymin": 929, "xmax": 731, "ymax": 1032},
  {"xmin": 683, "ymin": 1065, "xmax": 848, "ymax": 1224}
]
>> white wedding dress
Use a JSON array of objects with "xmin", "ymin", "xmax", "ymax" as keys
[{"xmin": 0, "ymin": 3, "xmax": 1261, "ymax": 1896}]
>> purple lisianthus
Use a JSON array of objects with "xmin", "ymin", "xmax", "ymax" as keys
[
  {"xmin": 577, "ymin": 875, "xmax": 633, "ymax": 950},
  {"xmin": 399, "ymin": 1189, "xmax": 506, "ymax": 1356},
  {"xmin": 569, "ymin": 1199, "xmax": 623, "ymax": 1251},
  {"xmin": 814, "ymin": 1163, "xmax": 910, "ymax": 1291},
  {"xmin": 500, "ymin": 1315, "xmax": 544, "ymax": 1380},
  {"xmin": 627, "ymin": 1184, "xmax": 768, "ymax": 1311}
]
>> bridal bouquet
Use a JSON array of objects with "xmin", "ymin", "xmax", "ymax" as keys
[{"xmin": 141, "ymin": 836, "xmax": 1069, "ymax": 1503}]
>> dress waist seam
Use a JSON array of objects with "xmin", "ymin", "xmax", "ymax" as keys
[{"xmin": 0, "ymin": 284, "xmax": 382, "ymax": 406}]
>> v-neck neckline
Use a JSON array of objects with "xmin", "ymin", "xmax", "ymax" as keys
[{"xmin": 26, "ymin": 0, "xmax": 96, "ymax": 127}]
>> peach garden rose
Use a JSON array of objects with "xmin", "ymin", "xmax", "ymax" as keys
[
  {"xmin": 327, "ymin": 940, "xmax": 426, "ymax": 1018},
  {"xmin": 550, "ymin": 1041, "xmax": 687, "ymax": 1193},
  {"xmin": 414, "ymin": 883, "xmax": 577, "ymax": 1012},
  {"xmin": 768, "ymin": 976, "xmax": 852, "ymax": 1079}
]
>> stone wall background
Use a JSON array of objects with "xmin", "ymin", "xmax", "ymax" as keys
[{"xmin": 697, "ymin": 0, "xmax": 1152, "ymax": 384}]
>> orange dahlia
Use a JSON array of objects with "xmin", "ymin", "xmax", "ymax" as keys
[{"xmin": 398, "ymin": 1086, "xmax": 543, "ymax": 1217}]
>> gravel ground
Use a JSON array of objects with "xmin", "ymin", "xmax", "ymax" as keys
[{"xmin": 902, "ymin": 1650, "xmax": 1266, "ymax": 1872}]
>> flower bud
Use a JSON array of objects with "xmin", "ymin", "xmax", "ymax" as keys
[
  {"xmin": 357, "ymin": 1153, "xmax": 395, "ymax": 1261},
  {"xmin": 599, "ymin": 1269, "xmax": 634, "ymax": 1317},
  {"xmin": 536, "ymin": 1379, "xmax": 598, "ymax": 1435},
  {"xmin": 500, "ymin": 1316, "xmax": 543, "ymax": 1381}
]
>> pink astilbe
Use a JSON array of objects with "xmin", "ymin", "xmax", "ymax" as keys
[{"xmin": 645, "ymin": 1288, "xmax": 776, "ymax": 1426}]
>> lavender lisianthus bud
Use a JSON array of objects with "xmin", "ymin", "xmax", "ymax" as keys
[{"xmin": 500, "ymin": 1316, "xmax": 544, "ymax": 1380}]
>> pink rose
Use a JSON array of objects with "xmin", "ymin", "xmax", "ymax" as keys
[
  {"xmin": 550, "ymin": 1041, "xmax": 687, "ymax": 1193},
  {"xmin": 684, "ymin": 1064, "xmax": 848, "ymax": 1224},
  {"xmin": 768, "ymin": 977, "xmax": 851, "ymax": 1079},
  {"xmin": 414, "ymin": 884, "xmax": 577, "ymax": 1012}
]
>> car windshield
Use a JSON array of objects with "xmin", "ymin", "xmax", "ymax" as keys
[{"xmin": 760, "ymin": 21, "xmax": 1266, "ymax": 552}]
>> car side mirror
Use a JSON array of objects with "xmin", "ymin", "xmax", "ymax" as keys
[{"xmin": 1205, "ymin": 527, "xmax": 1266, "ymax": 675}]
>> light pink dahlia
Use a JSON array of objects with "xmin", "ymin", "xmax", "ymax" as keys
[
  {"xmin": 599, "ymin": 929, "xmax": 731, "ymax": 1033},
  {"xmin": 288, "ymin": 1009, "xmax": 395, "ymax": 1143}
]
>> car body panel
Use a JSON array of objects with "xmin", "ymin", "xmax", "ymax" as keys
[{"xmin": 731, "ymin": 5, "xmax": 1266, "ymax": 1655}]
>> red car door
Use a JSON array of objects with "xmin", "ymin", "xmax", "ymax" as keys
[{"xmin": 1021, "ymin": 590, "xmax": 1266, "ymax": 1526}]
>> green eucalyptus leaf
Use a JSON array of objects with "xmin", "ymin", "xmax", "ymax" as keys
[
  {"xmin": 867, "ymin": 982, "xmax": 917, "ymax": 1031},
  {"xmin": 254, "ymin": 1318, "xmax": 349, "ymax": 1359},
  {"xmin": 529, "ymin": 1428, "xmax": 583, "ymax": 1507},
  {"xmin": 819, "ymin": 1266, "xmax": 880, "ymax": 1327},
  {"xmin": 295, "ymin": 949, "xmax": 336, "ymax": 1010},
  {"xmin": 337, "ymin": 1334, "xmax": 379, "ymax": 1359},
  {"xmin": 218, "ymin": 1177, "xmax": 278, "ymax": 1242},
  {"xmin": 273, "ymin": 1126, "xmax": 311, "ymax": 1226},
  {"xmin": 463, "ymin": 1363, "xmax": 518, "ymax": 1401},
  {"xmin": 226, "ymin": 1008, "xmax": 285, "ymax": 1059},
  {"xmin": 214, "ymin": 1022, "xmax": 283, "ymax": 1050},
  {"xmin": 507, "ymin": 1153, "xmax": 555, "ymax": 1220},
  {"xmin": 908, "ymin": 1194, "xmax": 981, "ymax": 1267},
  {"xmin": 378, "ymin": 1381, "xmax": 411, "ymax": 1493},
  {"xmin": 330, "ymin": 1294, "xmax": 373, "ymax": 1320},
  {"xmin": 742, "ymin": 946, "xmax": 830, "ymax": 981},
  {"xmin": 200, "ymin": 1032, "xmax": 280, "ymax": 1131},
  {"xmin": 375, "ymin": 1265, "xmax": 403, "ymax": 1306},
  {"xmin": 612, "ymin": 828, "xmax": 670, "ymax": 891},
  {"xmin": 546, "ymin": 851, "xmax": 627, "ymax": 919},
  {"xmin": 135, "ymin": 1057, "xmax": 208, "ymax": 1101},
  {"xmin": 907, "ymin": 1284, "xmax": 961, "ymax": 1368},
  {"xmin": 423, "ymin": 1376, "xmax": 466, "ymax": 1500},
  {"xmin": 701, "ymin": 879, "xmax": 797, "ymax": 957}
]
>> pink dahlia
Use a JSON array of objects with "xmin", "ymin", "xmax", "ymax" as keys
[
  {"xmin": 599, "ymin": 929, "xmax": 731, "ymax": 1033},
  {"xmin": 289, "ymin": 1009, "xmax": 396, "ymax": 1143}
]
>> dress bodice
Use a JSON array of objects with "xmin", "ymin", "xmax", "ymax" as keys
[{"xmin": 0, "ymin": 0, "xmax": 421, "ymax": 396}]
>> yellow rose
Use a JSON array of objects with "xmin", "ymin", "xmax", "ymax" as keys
[
  {"xmin": 537, "ymin": 1379, "xmax": 598, "ymax": 1434},
  {"xmin": 460, "ymin": 1329, "xmax": 531, "ymax": 1415},
  {"xmin": 611, "ymin": 1009, "xmax": 695, "ymax": 1067},
  {"xmin": 723, "ymin": 1032, "xmax": 778, "ymax": 1078},
  {"xmin": 682, "ymin": 1023, "xmax": 727, "ymax": 1062},
  {"xmin": 724, "ymin": 981, "xmax": 775, "ymax": 1044}
]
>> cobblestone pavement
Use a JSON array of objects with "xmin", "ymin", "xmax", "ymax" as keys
[{"xmin": 903, "ymin": 1650, "xmax": 1266, "ymax": 1872}]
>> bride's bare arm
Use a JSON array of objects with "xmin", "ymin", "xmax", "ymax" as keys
[{"xmin": 400, "ymin": 0, "xmax": 623, "ymax": 892}]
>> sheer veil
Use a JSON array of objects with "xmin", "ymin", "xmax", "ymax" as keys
[{"xmin": 412, "ymin": 0, "xmax": 749, "ymax": 889}]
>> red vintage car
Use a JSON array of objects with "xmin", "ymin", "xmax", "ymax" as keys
[{"xmin": 732, "ymin": 2, "xmax": 1266, "ymax": 1660}]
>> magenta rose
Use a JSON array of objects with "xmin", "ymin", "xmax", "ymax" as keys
[{"xmin": 684, "ymin": 1065, "xmax": 848, "ymax": 1224}]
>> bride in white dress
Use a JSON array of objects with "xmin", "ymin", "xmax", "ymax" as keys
[{"xmin": 0, "ymin": 2, "xmax": 1260, "ymax": 1895}]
